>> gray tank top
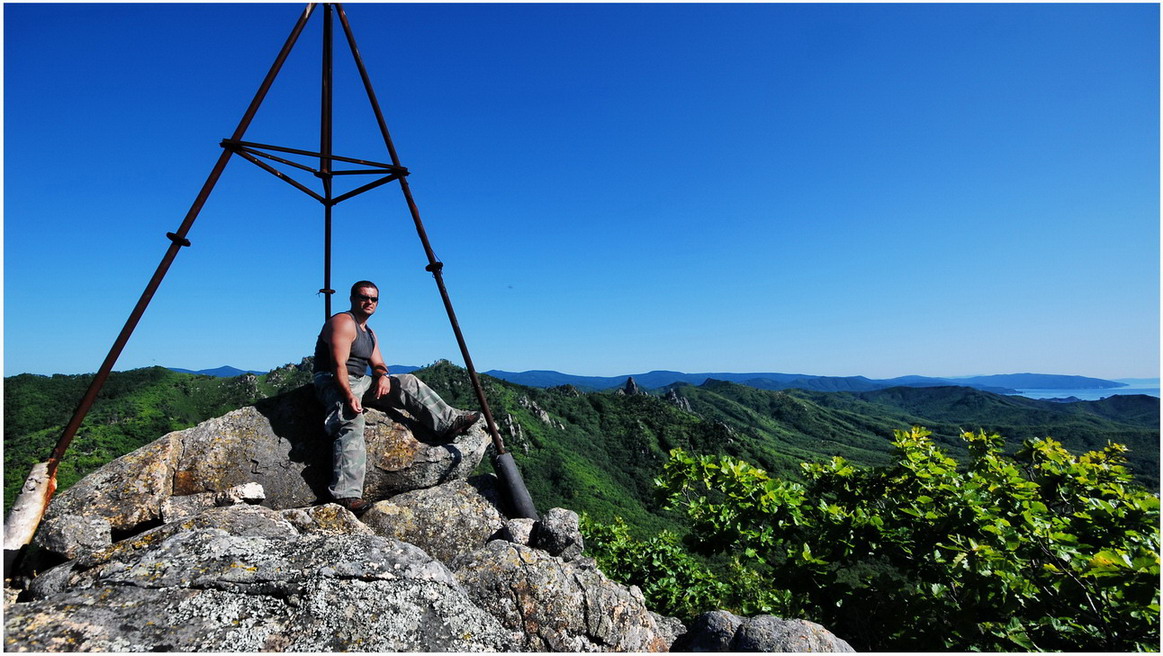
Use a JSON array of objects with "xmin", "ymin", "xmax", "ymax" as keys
[{"xmin": 313, "ymin": 312, "xmax": 377, "ymax": 376}]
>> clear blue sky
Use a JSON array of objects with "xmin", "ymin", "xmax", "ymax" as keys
[{"xmin": 4, "ymin": 2, "xmax": 1159, "ymax": 380}]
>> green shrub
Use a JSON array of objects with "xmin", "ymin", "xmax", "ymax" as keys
[{"xmin": 653, "ymin": 427, "xmax": 1159, "ymax": 651}]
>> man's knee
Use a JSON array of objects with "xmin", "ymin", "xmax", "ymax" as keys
[{"xmin": 393, "ymin": 373, "xmax": 419, "ymax": 387}]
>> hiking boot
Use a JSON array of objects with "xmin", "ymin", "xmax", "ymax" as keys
[
  {"xmin": 335, "ymin": 497, "xmax": 372, "ymax": 514},
  {"xmin": 441, "ymin": 411, "xmax": 481, "ymax": 441}
]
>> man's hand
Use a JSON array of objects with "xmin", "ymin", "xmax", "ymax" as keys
[
  {"xmin": 344, "ymin": 391, "xmax": 364, "ymax": 415},
  {"xmin": 373, "ymin": 375, "xmax": 392, "ymax": 399}
]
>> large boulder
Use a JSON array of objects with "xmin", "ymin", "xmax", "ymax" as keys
[
  {"xmin": 360, "ymin": 478, "xmax": 506, "ymax": 565},
  {"xmin": 733, "ymin": 615, "xmax": 855, "ymax": 651},
  {"xmin": 40, "ymin": 385, "xmax": 489, "ymax": 545},
  {"xmin": 674, "ymin": 610, "xmax": 855, "ymax": 652},
  {"xmin": 9, "ymin": 505, "xmax": 519, "ymax": 652},
  {"xmin": 454, "ymin": 540, "xmax": 670, "ymax": 652},
  {"xmin": 531, "ymin": 506, "xmax": 584, "ymax": 561}
]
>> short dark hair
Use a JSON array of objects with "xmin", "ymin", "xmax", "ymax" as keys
[{"xmin": 350, "ymin": 280, "xmax": 378, "ymax": 297}]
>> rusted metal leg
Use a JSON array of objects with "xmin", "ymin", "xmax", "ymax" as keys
[
  {"xmin": 336, "ymin": 3, "xmax": 537, "ymax": 519},
  {"xmin": 2, "ymin": 2, "xmax": 319, "ymax": 577}
]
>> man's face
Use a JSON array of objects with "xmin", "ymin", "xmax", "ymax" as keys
[{"xmin": 352, "ymin": 286, "xmax": 379, "ymax": 315}]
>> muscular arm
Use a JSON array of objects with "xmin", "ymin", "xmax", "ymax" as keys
[{"xmin": 321, "ymin": 313, "xmax": 363, "ymax": 413}]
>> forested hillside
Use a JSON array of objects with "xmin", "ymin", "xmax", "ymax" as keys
[{"xmin": 5, "ymin": 361, "xmax": 1158, "ymax": 529}]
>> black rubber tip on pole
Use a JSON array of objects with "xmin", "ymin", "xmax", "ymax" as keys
[{"xmin": 493, "ymin": 451, "xmax": 539, "ymax": 520}]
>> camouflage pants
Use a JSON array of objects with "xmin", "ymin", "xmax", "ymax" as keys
[{"xmin": 314, "ymin": 372, "xmax": 461, "ymax": 500}]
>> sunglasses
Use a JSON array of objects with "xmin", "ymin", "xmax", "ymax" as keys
[{"xmin": 354, "ymin": 294, "xmax": 379, "ymax": 303}]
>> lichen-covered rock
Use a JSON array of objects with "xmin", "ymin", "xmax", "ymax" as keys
[
  {"xmin": 41, "ymin": 385, "xmax": 489, "ymax": 538},
  {"xmin": 32, "ymin": 515, "xmax": 111, "ymax": 561},
  {"xmin": 454, "ymin": 540, "xmax": 668, "ymax": 652},
  {"xmin": 651, "ymin": 611, "xmax": 688, "ymax": 650},
  {"xmin": 532, "ymin": 507, "xmax": 584, "ymax": 561},
  {"xmin": 732, "ymin": 615, "xmax": 855, "ymax": 652},
  {"xmin": 674, "ymin": 610, "xmax": 745, "ymax": 651},
  {"xmin": 215, "ymin": 482, "xmax": 266, "ymax": 505},
  {"xmin": 9, "ymin": 508, "xmax": 518, "ymax": 652},
  {"xmin": 361, "ymin": 480, "xmax": 505, "ymax": 565},
  {"xmin": 278, "ymin": 504, "xmax": 374, "ymax": 536},
  {"xmin": 27, "ymin": 504, "xmax": 304, "ymax": 601},
  {"xmin": 674, "ymin": 611, "xmax": 854, "ymax": 652},
  {"xmin": 498, "ymin": 517, "xmax": 537, "ymax": 546}
]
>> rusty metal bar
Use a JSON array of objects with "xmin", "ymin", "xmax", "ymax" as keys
[
  {"xmin": 329, "ymin": 173, "xmax": 403, "ymax": 205},
  {"xmin": 331, "ymin": 168, "xmax": 390, "ymax": 175},
  {"xmin": 321, "ymin": 3, "xmax": 334, "ymax": 319},
  {"xmin": 1, "ymin": 6, "xmax": 322, "ymax": 577},
  {"xmin": 234, "ymin": 144, "xmax": 321, "ymax": 175},
  {"xmin": 232, "ymin": 149, "xmax": 326, "ymax": 202},
  {"xmin": 223, "ymin": 139, "xmax": 401, "ymax": 171},
  {"xmin": 235, "ymin": 143, "xmax": 397, "ymax": 175}
]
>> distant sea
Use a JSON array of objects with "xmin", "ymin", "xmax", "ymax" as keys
[{"xmin": 1010, "ymin": 379, "xmax": 1160, "ymax": 401}]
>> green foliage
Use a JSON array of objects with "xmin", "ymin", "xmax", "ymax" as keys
[
  {"xmin": 655, "ymin": 427, "xmax": 1160, "ymax": 651},
  {"xmin": 579, "ymin": 514, "xmax": 729, "ymax": 621}
]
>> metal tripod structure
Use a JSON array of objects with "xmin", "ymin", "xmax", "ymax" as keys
[{"xmin": 5, "ymin": 2, "xmax": 537, "ymax": 574}]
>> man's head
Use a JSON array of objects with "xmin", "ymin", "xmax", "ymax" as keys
[{"xmin": 349, "ymin": 280, "xmax": 379, "ymax": 316}]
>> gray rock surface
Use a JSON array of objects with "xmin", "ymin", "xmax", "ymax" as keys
[
  {"xmin": 40, "ymin": 385, "xmax": 489, "ymax": 549},
  {"xmin": 675, "ymin": 610, "xmax": 745, "ymax": 651},
  {"xmin": 498, "ymin": 517, "xmax": 537, "ymax": 545},
  {"xmin": 9, "ymin": 506, "xmax": 518, "ymax": 652},
  {"xmin": 454, "ymin": 540, "xmax": 669, "ymax": 652},
  {"xmin": 360, "ymin": 479, "xmax": 506, "ymax": 565},
  {"xmin": 32, "ymin": 515, "xmax": 111, "ymax": 560},
  {"xmin": 278, "ymin": 504, "xmax": 375, "ymax": 536},
  {"xmin": 651, "ymin": 611, "xmax": 689, "ymax": 650},
  {"xmin": 732, "ymin": 615, "xmax": 855, "ymax": 652},
  {"xmin": 532, "ymin": 506, "xmax": 584, "ymax": 561},
  {"xmin": 675, "ymin": 610, "xmax": 855, "ymax": 652}
]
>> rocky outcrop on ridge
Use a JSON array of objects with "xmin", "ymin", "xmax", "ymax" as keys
[
  {"xmin": 5, "ymin": 384, "xmax": 853, "ymax": 652},
  {"xmin": 617, "ymin": 376, "xmax": 642, "ymax": 396},
  {"xmin": 664, "ymin": 387, "xmax": 694, "ymax": 413}
]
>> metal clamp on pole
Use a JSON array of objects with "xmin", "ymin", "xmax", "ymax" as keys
[{"xmin": 166, "ymin": 232, "xmax": 192, "ymax": 247}]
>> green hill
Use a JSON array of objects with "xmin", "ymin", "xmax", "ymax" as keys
[{"xmin": 5, "ymin": 361, "xmax": 1157, "ymax": 534}]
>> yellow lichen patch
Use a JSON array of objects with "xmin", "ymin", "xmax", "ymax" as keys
[
  {"xmin": 172, "ymin": 471, "xmax": 203, "ymax": 496},
  {"xmin": 372, "ymin": 427, "xmax": 422, "ymax": 472}
]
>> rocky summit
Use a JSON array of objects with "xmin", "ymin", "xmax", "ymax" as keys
[{"xmin": 4, "ymin": 384, "xmax": 853, "ymax": 652}]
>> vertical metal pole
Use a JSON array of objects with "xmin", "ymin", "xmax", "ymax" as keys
[
  {"xmin": 320, "ymin": 3, "xmax": 335, "ymax": 320},
  {"xmin": 4, "ymin": 3, "xmax": 320, "ymax": 575}
]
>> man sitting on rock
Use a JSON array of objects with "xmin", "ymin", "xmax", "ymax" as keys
[{"xmin": 313, "ymin": 280, "xmax": 480, "ymax": 513}]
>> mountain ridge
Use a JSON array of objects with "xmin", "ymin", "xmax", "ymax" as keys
[
  {"xmin": 6, "ymin": 361, "xmax": 1158, "ymax": 525},
  {"xmin": 479, "ymin": 369, "xmax": 1129, "ymax": 394},
  {"xmin": 164, "ymin": 364, "xmax": 1139, "ymax": 394}
]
